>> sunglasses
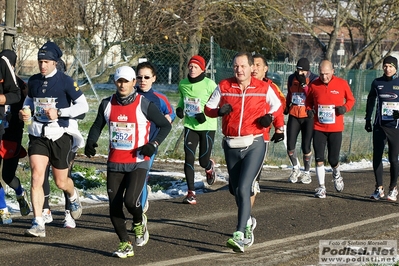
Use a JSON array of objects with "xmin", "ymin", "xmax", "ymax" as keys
[{"xmin": 137, "ymin": 76, "xmax": 152, "ymax": 80}]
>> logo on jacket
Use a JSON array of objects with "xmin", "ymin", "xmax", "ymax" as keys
[
  {"xmin": 330, "ymin": 90, "xmax": 339, "ymax": 94},
  {"xmin": 117, "ymin": 114, "xmax": 128, "ymax": 121},
  {"xmin": 393, "ymin": 86, "xmax": 399, "ymax": 90},
  {"xmin": 379, "ymin": 93, "xmax": 398, "ymax": 99}
]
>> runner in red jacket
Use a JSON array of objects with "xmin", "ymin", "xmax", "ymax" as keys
[{"xmin": 305, "ymin": 60, "xmax": 355, "ymax": 198}]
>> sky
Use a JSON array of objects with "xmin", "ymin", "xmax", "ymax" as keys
[{"xmin": 4, "ymin": 158, "xmax": 379, "ymax": 216}]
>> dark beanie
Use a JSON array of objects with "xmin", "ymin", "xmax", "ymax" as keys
[
  {"xmin": 383, "ymin": 55, "xmax": 397, "ymax": 69},
  {"xmin": 0, "ymin": 49, "xmax": 17, "ymax": 67},
  {"xmin": 296, "ymin": 58, "xmax": 310, "ymax": 71},
  {"xmin": 38, "ymin": 41, "xmax": 63, "ymax": 61}
]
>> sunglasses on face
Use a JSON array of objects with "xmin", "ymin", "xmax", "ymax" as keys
[{"xmin": 137, "ymin": 76, "xmax": 152, "ymax": 80}]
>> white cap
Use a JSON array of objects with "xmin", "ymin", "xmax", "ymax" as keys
[{"xmin": 114, "ymin": 66, "xmax": 136, "ymax": 81}]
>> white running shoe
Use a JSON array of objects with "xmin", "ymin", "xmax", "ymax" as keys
[
  {"xmin": 333, "ymin": 175, "xmax": 344, "ymax": 192},
  {"xmin": 63, "ymin": 210, "xmax": 76, "ymax": 228},
  {"xmin": 387, "ymin": 187, "xmax": 398, "ymax": 201},
  {"xmin": 25, "ymin": 220, "xmax": 45, "ymax": 237},
  {"xmin": 315, "ymin": 186, "xmax": 326, "ymax": 198},
  {"xmin": 69, "ymin": 188, "xmax": 82, "ymax": 219},
  {"xmin": 243, "ymin": 216, "xmax": 257, "ymax": 247},
  {"xmin": 289, "ymin": 168, "xmax": 301, "ymax": 183},
  {"xmin": 254, "ymin": 181, "xmax": 260, "ymax": 195},
  {"xmin": 132, "ymin": 214, "xmax": 149, "ymax": 247},
  {"xmin": 42, "ymin": 209, "xmax": 53, "ymax": 224},
  {"xmin": 300, "ymin": 172, "xmax": 312, "ymax": 184}
]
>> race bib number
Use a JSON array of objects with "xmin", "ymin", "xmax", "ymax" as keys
[
  {"xmin": 381, "ymin": 101, "xmax": 399, "ymax": 120},
  {"xmin": 184, "ymin": 97, "xmax": 201, "ymax": 117},
  {"xmin": 110, "ymin": 122, "xmax": 135, "ymax": 150},
  {"xmin": 33, "ymin": 97, "xmax": 57, "ymax": 123},
  {"xmin": 318, "ymin": 104, "xmax": 335, "ymax": 124},
  {"xmin": 292, "ymin": 92, "xmax": 306, "ymax": 106}
]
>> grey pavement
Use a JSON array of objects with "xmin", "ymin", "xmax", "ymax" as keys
[{"xmin": 1, "ymin": 167, "xmax": 398, "ymax": 266}]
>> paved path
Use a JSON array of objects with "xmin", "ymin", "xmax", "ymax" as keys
[{"xmin": 1, "ymin": 167, "xmax": 398, "ymax": 266}]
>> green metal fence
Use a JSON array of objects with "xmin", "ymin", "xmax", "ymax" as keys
[{"xmin": 19, "ymin": 40, "xmax": 385, "ymax": 166}]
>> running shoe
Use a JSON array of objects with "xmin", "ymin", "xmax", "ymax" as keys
[
  {"xmin": 69, "ymin": 188, "xmax": 82, "ymax": 219},
  {"xmin": 63, "ymin": 210, "xmax": 76, "ymax": 228},
  {"xmin": 42, "ymin": 209, "xmax": 53, "ymax": 224},
  {"xmin": 205, "ymin": 159, "xmax": 216, "ymax": 185},
  {"xmin": 112, "ymin": 241, "xmax": 134, "ymax": 258},
  {"xmin": 254, "ymin": 181, "xmax": 261, "ymax": 195},
  {"xmin": 182, "ymin": 190, "xmax": 197, "ymax": 205},
  {"xmin": 132, "ymin": 214, "xmax": 149, "ymax": 247},
  {"xmin": 315, "ymin": 186, "xmax": 326, "ymax": 198},
  {"xmin": 0, "ymin": 210, "xmax": 12, "ymax": 225},
  {"xmin": 370, "ymin": 187, "xmax": 384, "ymax": 200},
  {"xmin": 25, "ymin": 220, "xmax": 45, "ymax": 237},
  {"xmin": 333, "ymin": 174, "xmax": 344, "ymax": 192},
  {"xmin": 16, "ymin": 189, "xmax": 31, "ymax": 216},
  {"xmin": 289, "ymin": 168, "xmax": 301, "ymax": 183},
  {"xmin": 243, "ymin": 216, "xmax": 257, "ymax": 247},
  {"xmin": 226, "ymin": 231, "xmax": 245, "ymax": 253},
  {"xmin": 300, "ymin": 172, "xmax": 312, "ymax": 184},
  {"xmin": 387, "ymin": 187, "xmax": 398, "ymax": 202}
]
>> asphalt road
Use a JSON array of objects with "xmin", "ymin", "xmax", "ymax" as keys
[{"xmin": 1, "ymin": 166, "xmax": 399, "ymax": 266}]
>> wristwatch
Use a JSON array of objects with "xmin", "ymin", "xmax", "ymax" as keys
[{"xmin": 57, "ymin": 109, "xmax": 62, "ymax": 117}]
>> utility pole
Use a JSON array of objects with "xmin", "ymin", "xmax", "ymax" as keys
[{"xmin": 2, "ymin": 0, "xmax": 17, "ymax": 50}]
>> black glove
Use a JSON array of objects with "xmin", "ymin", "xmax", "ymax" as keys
[
  {"xmin": 307, "ymin": 109, "xmax": 314, "ymax": 119},
  {"xmin": 139, "ymin": 142, "xmax": 157, "ymax": 157},
  {"xmin": 258, "ymin": 114, "xmax": 273, "ymax": 127},
  {"xmin": 393, "ymin": 110, "xmax": 399, "ymax": 120},
  {"xmin": 176, "ymin": 107, "xmax": 184, "ymax": 119},
  {"xmin": 218, "ymin": 104, "xmax": 232, "ymax": 116},
  {"xmin": 295, "ymin": 71, "xmax": 307, "ymax": 87},
  {"xmin": 283, "ymin": 105, "xmax": 290, "ymax": 115},
  {"xmin": 195, "ymin": 112, "xmax": 206, "ymax": 124},
  {"xmin": 271, "ymin": 132, "xmax": 284, "ymax": 143},
  {"xmin": 365, "ymin": 120, "xmax": 372, "ymax": 132},
  {"xmin": 335, "ymin": 106, "xmax": 346, "ymax": 115},
  {"xmin": 84, "ymin": 140, "xmax": 98, "ymax": 158}
]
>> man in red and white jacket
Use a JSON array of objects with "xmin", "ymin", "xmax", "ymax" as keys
[
  {"xmin": 205, "ymin": 52, "xmax": 282, "ymax": 253},
  {"xmin": 305, "ymin": 60, "xmax": 355, "ymax": 199}
]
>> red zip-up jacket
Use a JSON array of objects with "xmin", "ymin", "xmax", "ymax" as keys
[
  {"xmin": 205, "ymin": 77, "xmax": 282, "ymax": 138},
  {"xmin": 305, "ymin": 76, "xmax": 355, "ymax": 132}
]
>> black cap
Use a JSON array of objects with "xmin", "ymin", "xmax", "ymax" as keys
[
  {"xmin": 38, "ymin": 41, "xmax": 63, "ymax": 61},
  {"xmin": 383, "ymin": 55, "xmax": 397, "ymax": 69},
  {"xmin": 296, "ymin": 58, "xmax": 310, "ymax": 71}
]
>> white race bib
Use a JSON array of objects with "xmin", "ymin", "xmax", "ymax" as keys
[
  {"xmin": 292, "ymin": 92, "xmax": 306, "ymax": 106},
  {"xmin": 33, "ymin": 97, "xmax": 57, "ymax": 123},
  {"xmin": 184, "ymin": 97, "xmax": 201, "ymax": 117},
  {"xmin": 318, "ymin": 104, "xmax": 335, "ymax": 124},
  {"xmin": 381, "ymin": 101, "xmax": 399, "ymax": 120},
  {"xmin": 110, "ymin": 121, "xmax": 135, "ymax": 150}
]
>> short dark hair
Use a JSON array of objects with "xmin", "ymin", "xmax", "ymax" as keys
[
  {"xmin": 252, "ymin": 53, "xmax": 268, "ymax": 66},
  {"xmin": 136, "ymin": 61, "xmax": 157, "ymax": 76},
  {"xmin": 233, "ymin": 52, "xmax": 254, "ymax": 66}
]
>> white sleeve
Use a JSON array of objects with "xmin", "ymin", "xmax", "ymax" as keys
[
  {"xmin": 266, "ymin": 85, "xmax": 281, "ymax": 114},
  {"xmin": 59, "ymin": 94, "xmax": 89, "ymax": 118},
  {"xmin": 205, "ymin": 85, "xmax": 221, "ymax": 108}
]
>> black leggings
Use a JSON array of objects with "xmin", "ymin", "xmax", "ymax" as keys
[
  {"xmin": 183, "ymin": 128, "xmax": 215, "ymax": 191},
  {"xmin": 372, "ymin": 125, "xmax": 399, "ymax": 190},
  {"xmin": 286, "ymin": 115, "xmax": 313, "ymax": 154},
  {"xmin": 313, "ymin": 130, "xmax": 342, "ymax": 167},
  {"xmin": 107, "ymin": 168, "xmax": 147, "ymax": 242}
]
